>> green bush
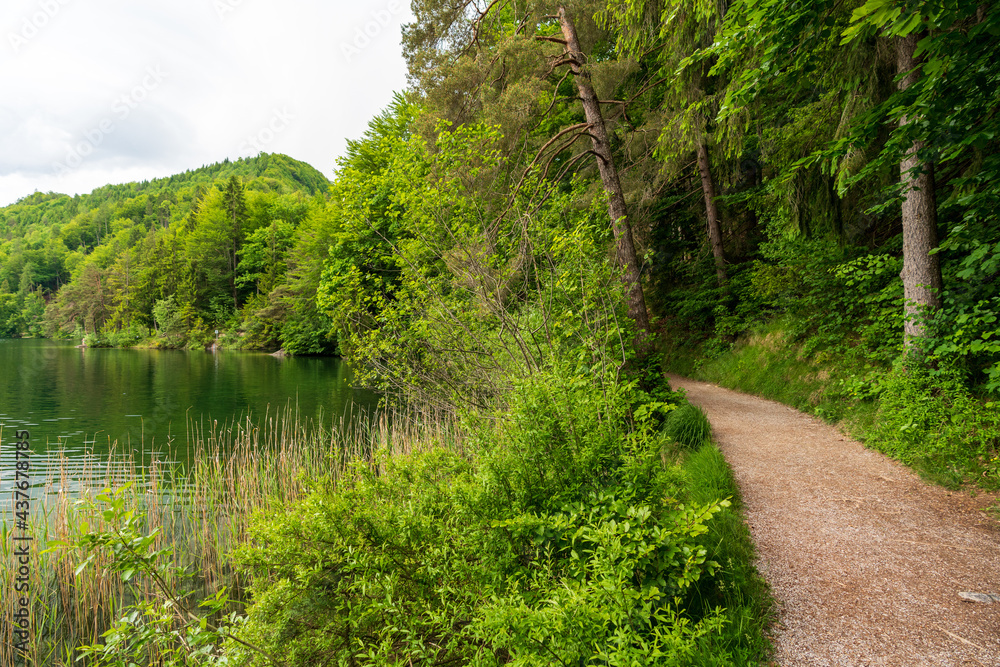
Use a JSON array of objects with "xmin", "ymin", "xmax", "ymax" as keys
[
  {"xmin": 864, "ymin": 364, "xmax": 1000, "ymax": 488},
  {"xmin": 664, "ymin": 404, "xmax": 713, "ymax": 450},
  {"xmin": 227, "ymin": 375, "xmax": 764, "ymax": 666}
]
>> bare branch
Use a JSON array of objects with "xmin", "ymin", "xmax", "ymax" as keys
[
  {"xmin": 485, "ymin": 122, "xmax": 592, "ymax": 226},
  {"xmin": 539, "ymin": 68, "xmax": 573, "ymax": 119},
  {"xmin": 471, "ymin": 0, "xmax": 505, "ymax": 44},
  {"xmin": 543, "ymin": 56, "xmax": 578, "ymax": 76},
  {"xmin": 534, "ymin": 122, "xmax": 591, "ymax": 157},
  {"xmin": 531, "ymin": 150, "xmax": 601, "ymax": 211}
]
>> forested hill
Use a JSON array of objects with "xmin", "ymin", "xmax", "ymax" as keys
[
  {"xmin": 1, "ymin": 153, "xmax": 328, "ymax": 232},
  {"xmin": 0, "ymin": 153, "xmax": 336, "ymax": 353}
]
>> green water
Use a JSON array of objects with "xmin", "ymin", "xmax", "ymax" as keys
[{"xmin": 0, "ymin": 339, "xmax": 379, "ymax": 495}]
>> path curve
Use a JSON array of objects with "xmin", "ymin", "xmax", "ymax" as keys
[{"xmin": 669, "ymin": 375, "xmax": 1000, "ymax": 666}]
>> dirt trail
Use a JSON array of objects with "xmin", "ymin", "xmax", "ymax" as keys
[{"xmin": 668, "ymin": 375, "xmax": 1000, "ymax": 666}]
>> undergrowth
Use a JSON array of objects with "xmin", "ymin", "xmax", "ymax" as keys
[
  {"xmin": 226, "ymin": 373, "xmax": 773, "ymax": 666},
  {"xmin": 35, "ymin": 371, "xmax": 774, "ymax": 666}
]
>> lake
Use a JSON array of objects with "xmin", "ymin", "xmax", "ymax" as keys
[{"xmin": 0, "ymin": 339, "xmax": 380, "ymax": 497}]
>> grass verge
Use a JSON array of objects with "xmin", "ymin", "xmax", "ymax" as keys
[
  {"xmin": 681, "ymin": 443, "xmax": 774, "ymax": 664},
  {"xmin": 667, "ymin": 320, "xmax": 1000, "ymax": 492}
]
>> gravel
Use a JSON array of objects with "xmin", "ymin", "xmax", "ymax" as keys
[{"xmin": 669, "ymin": 375, "xmax": 1000, "ymax": 666}]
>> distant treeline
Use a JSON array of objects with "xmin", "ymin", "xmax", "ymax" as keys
[{"xmin": 0, "ymin": 153, "xmax": 337, "ymax": 353}]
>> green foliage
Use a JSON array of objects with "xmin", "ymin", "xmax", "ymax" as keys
[
  {"xmin": 481, "ymin": 496, "xmax": 730, "ymax": 665},
  {"xmin": 230, "ymin": 374, "xmax": 764, "ymax": 666},
  {"xmin": 924, "ymin": 294, "xmax": 1000, "ymax": 394},
  {"xmin": 318, "ymin": 114, "xmax": 634, "ymax": 411},
  {"xmin": 664, "ymin": 403, "xmax": 713, "ymax": 450},
  {"xmin": 657, "ymin": 233, "xmax": 909, "ymax": 370},
  {"xmin": 0, "ymin": 154, "xmax": 331, "ymax": 348},
  {"xmin": 684, "ymin": 0, "xmax": 1000, "ymax": 385},
  {"xmin": 153, "ymin": 295, "xmax": 187, "ymax": 347},
  {"xmin": 48, "ymin": 485, "xmax": 269, "ymax": 667},
  {"xmin": 910, "ymin": 228, "xmax": 1000, "ymax": 394},
  {"xmin": 864, "ymin": 365, "xmax": 1000, "ymax": 488},
  {"xmin": 82, "ymin": 323, "xmax": 150, "ymax": 349},
  {"xmin": 0, "ymin": 285, "xmax": 23, "ymax": 337}
]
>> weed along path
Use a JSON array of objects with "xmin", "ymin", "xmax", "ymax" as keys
[{"xmin": 668, "ymin": 375, "xmax": 1000, "ymax": 666}]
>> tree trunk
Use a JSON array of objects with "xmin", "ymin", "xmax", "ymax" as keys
[
  {"xmin": 557, "ymin": 6, "xmax": 651, "ymax": 341},
  {"xmin": 896, "ymin": 33, "xmax": 943, "ymax": 347},
  {"xmin": 696, "ymin": 141, "xmax": 727, "ymax": 286}
]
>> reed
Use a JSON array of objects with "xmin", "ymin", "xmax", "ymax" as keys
[{"xmin": 0, "ymin": 403, "xmax": 449, "ymax": 666}]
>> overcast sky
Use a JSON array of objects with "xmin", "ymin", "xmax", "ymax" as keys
[{"xmin": 0, "ymin": 0, "xmax": 413, "ymax": 206}]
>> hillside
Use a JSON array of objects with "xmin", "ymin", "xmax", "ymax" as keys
[
  {"xmin": 0, "ymin": 153, "xmax": 328, "ymax": 235},
  {"xmin": 0, "ymin": 153, "xmax": 335, "ymax": 353}
]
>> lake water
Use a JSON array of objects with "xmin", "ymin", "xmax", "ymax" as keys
[{"xmin": 0, "ymin": 339, "xmax": 380, "ymax": 497}]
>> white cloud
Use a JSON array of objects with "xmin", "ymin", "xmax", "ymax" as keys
[{"xmin": 0, "ymin": 0, "xmax": 413, "ymax": 205}]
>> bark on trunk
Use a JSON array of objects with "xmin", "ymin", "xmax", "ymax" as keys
[
  {"xmin": 896, "ymin": 33, "xmax": 943, "ymax": 347},
  {"xmin": 696, "ymin": 141, "xmax": 727, "ymax": 287},
  {"xmin": 557, "ymin": 6, "xmax": 651, "ymax": 341}
]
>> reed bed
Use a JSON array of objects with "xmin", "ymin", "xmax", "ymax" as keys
[{"xmin": 0, "ymin": 403, "xmax": 457, "ymax": 666}]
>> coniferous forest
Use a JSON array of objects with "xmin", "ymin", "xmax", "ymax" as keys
[{"xmin": 2, "ymin": 1, "xmax": 999, "ymax": 665}]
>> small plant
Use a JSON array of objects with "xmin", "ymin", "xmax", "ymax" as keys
[
  {"xmin": 664, "ymin": 403, "xmax": 713, "ymax": 450},
  {"xmin": 837, "ymin": 372, "xmax": 883, "ymax": 402}
]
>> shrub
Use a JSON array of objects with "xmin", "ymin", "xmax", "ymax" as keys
[
  {"xmin": 664, "ymin": 404, "xmax": 713, "ymax": 450},
  {"xmin": 228, "ymin": 375, "xmax": 752, "ymax": 666},
  {"xmin": 864, "ymin": 364, "xmax": 1000, "ymax": 488}
]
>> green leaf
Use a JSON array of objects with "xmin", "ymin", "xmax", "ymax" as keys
[{"xmin": 75, "ymin": 557, "xmax": 93, "ymax": 577}]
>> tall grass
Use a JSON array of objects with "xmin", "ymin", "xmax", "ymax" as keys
[
  {"xmin": 682, "ymin": 443, "xmax": 774, "ymax": 663},
  {"xmin": 0, "ymin": 405, "xmax": 452, "ymax": 666},
  {"xmin": 664, "ymin": 403, "xmax": 713, "ymax": 449}
]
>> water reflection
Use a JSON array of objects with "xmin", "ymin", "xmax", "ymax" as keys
[{"xmin": 0, "ymin": 339, "xmax": 379, "ymax": 502}]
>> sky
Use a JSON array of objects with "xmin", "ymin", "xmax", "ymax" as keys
[{"xmin": 0, "ymin": 0, "xmax": 413, "ymax": 207}]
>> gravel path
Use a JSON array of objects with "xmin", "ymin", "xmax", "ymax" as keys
[{"xmin": 668, "ymin": 375, "xmax": 1000, "ymax": 666}]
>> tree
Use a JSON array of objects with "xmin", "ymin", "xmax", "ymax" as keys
[
  {"xmin": 108, "ymin": 247, "xmax": 139, "ymax": 329},
  {"xmin": 0, "ymin": 280, "xmax": 22, "ymax": 337},
  {"xmin": 184, "ymin": 188, "xmax": 240, "ymax": 320},
  {"xmin": 403, "ymin": 0, "xmax": 653, "ymax": 351},
  {"xmin": 703, "ymin": 0, "xmax": 969, "ymax": 346},
  {"xmin": 696, "ymin": 142, "xmax": 727, "ymax": 286},
  {"xmin": 236, "ymin": 220, "xmax": 295, "ymax": 296},
  {"xmin": 43, "ymin": 263, "xmax": 111, "ymax": 335},
  {"xmin": 600, "ymin": 0, "xmax": 731, "ymax": 286},
  {"xmin": 556, "ymin": 5, "xmax": 651, "ymax": 337},
  {"xmin": 222, "ymin": 176, "xmax": 249, "ymax": 309},
  {"xmin": 895, "ymin": 32, "xmax": 942, "ymax": 345},
  {"xmin": 273, "ymin": 202, "xmax": 341, "ymax": 355},
  {"xmin": 152, "ymin": 295, "xmax": 186, "ymax": 345},
  {"xmin": 835, "ymin": 1, "xmax": 999, "ymax": 347}
]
